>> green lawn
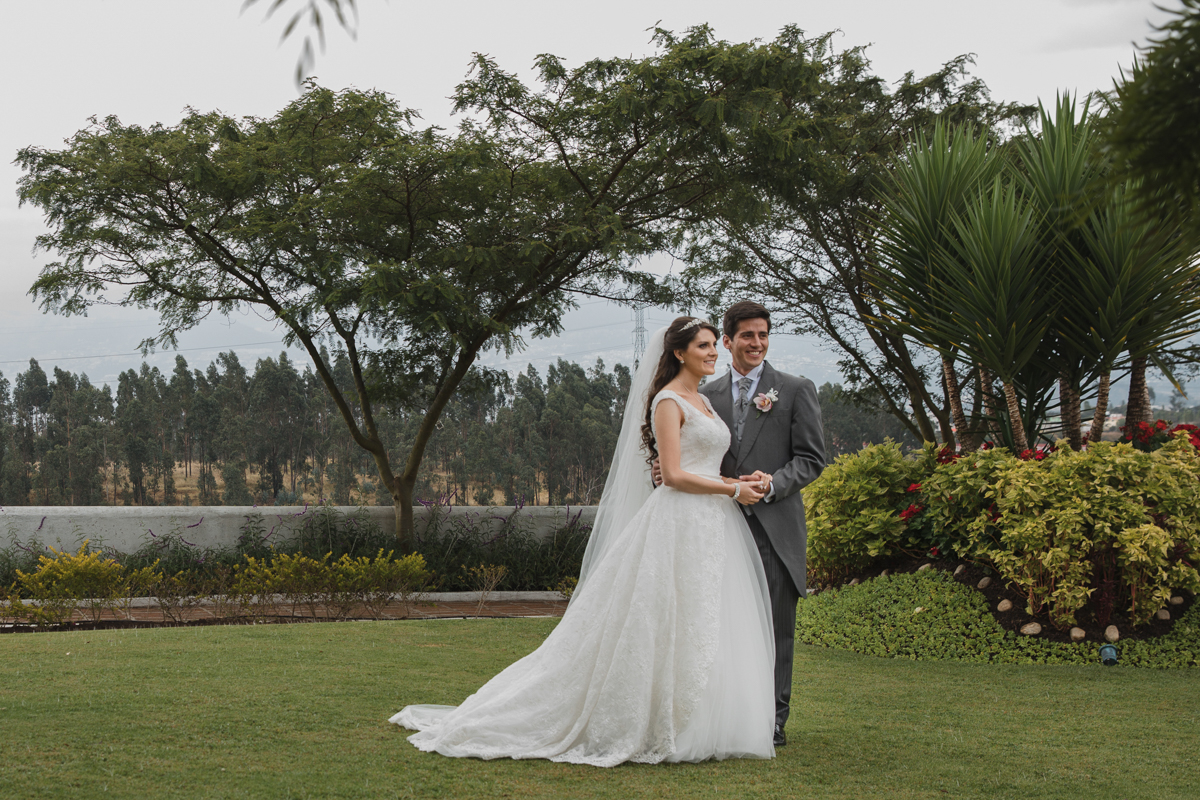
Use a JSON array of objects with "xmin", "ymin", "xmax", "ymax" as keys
[{"xmin": 1, "ymin": 619, "xmax": 1195, "ymax": 799}]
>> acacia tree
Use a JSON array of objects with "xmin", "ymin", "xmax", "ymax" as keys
[{"xmin": 18, "ymin": 28, "xmax": 822, "ymax": 544}]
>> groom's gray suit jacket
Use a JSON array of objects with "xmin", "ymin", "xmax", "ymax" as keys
[{"xmin": 700, "ymin": 362, "xmax": 826, "ymax": 595}]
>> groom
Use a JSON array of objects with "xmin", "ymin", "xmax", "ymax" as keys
[{"xmin": 660, "ymin": 301, "xmax": 825, "ymax": 747}]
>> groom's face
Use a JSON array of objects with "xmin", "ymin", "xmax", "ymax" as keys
[{"xmin": 723, "ymin": 318, "xmax": 769, "ymax": 374}]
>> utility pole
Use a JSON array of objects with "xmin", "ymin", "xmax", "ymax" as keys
[{"xmin": 632, "ymin": 306, "xmax": 647, "ymax": 369}]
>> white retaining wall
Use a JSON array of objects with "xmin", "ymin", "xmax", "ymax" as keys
[{"xmin": 0, "ymin": 505, "xmax": 596, "ymax": 555}]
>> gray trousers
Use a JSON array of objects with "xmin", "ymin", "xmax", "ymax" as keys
[{"xmin": 745, "ymin": 511, "xmax": 800, "ymax": 730}]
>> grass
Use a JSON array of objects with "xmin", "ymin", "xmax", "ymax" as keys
[{"xmin": 1, "ymin": 619, "xmax": 1197, "ymax": 799}]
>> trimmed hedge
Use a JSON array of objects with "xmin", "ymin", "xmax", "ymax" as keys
[{"xmin": 798, "ymin": 570, "xmax": 1200, "ymax": 668}]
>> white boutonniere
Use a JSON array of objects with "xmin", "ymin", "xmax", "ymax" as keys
[{"xmin": 753, "ymin": 388, "xmax": 779, "ymax": 416}]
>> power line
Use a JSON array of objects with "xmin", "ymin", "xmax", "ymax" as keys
[{"xmin": 0, "ymin": 339, "xmax": 291, "ymax": 366}]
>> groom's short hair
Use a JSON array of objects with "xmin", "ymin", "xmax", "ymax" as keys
[{"xmin": 723, "ymin": 301, "xmax": 771, "ymax": 338}]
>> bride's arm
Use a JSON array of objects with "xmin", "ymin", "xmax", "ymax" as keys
[{"xmin": 655, "ymin": 400, "xmax": 764, "ymax": 503}]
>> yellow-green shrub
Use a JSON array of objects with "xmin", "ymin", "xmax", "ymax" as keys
[
  {"xmin": 804, "ymin": 442, "xmax": 939, "ymax": 585},
  {"xmin": 927, "ymin": 434, "xmax": 1200, "ymax": 627},
  {"xmin": 14, "ymin": 542, "xmax": 126, "ymax": 623},
  {"xmin": 270, "ymin": 552, "xmax": 329, "ymax": 617}
]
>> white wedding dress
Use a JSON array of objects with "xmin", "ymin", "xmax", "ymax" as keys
[{"xmin": 390, "ymin": 390, "xmax": 776, "ymax": 767}]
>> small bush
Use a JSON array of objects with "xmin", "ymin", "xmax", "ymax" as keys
[
  {"xmin": 416, "ymin": 505, "xmax": 589, "ymax": 592},
  {"xmin": 15, "ymin": 542, "xmax": 126, "ymax": 623},
  {"xmin": 803, "ymin": 442, "xmax": 939, "ymax": 585},
  {"xmin": 149, "ymin": 570, "xmax": 206, "ymax": 624}
]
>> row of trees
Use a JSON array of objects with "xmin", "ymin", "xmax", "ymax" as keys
[{"xmin": 0, "ymin": 350, "xmax": 906, "ymax": 507}]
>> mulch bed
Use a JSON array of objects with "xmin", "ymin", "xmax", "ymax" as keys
[
  {"xmin": 831, "ymin": 555, "xmax": 1194, "ymax": 644},
  {"xmin": 0, "ymin": 598, "xmax": 568, "ymax": 634}
]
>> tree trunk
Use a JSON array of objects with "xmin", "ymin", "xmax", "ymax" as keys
[
  {"xmin": 943, "ymin": 355, "xmax": 971, "ymax": 450},
  {"xmin": 1125, "ymin": 354, "xmax": 1150, "ymax": 428},
  {"xmin": 980, "ymin": 367, "xmax": 1000, "ymax": 438},
  {"xmin": 1059, "ymin": 374, "xmax": 1083, "ymax": 451},
  {"xmin": 910, "ymin": 386, "xmax": 939, "ymax": 443},
  {"xmin": 394, "ymin": 475, "xmax": 414, "ymax": 550},
  {"xmin": 1088, "ymin": 371, "xmax": 1111, "ymax": 445},
  {"xmin": 1003, "ymin": 380, "xmax": 1030, "ymax": 453}
]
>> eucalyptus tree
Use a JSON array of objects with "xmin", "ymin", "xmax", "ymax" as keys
[{"xmin": 18, "ymin": 28, "xmax": 819, "ymax": 543}]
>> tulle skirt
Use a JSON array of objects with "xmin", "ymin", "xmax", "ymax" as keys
[{"xmin": 389, "ymin": 486, "xmax": 776, "ymax": 767}]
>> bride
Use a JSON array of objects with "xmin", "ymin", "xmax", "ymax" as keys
[{"xmin": 389, "ymin": 316, "xmax": 777, "ymax": 767}]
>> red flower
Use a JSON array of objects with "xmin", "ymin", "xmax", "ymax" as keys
[
  {"xmin": 929, "ymin": 546, "xmax": 940, "ymax": 557},
  {"xmin": 1156, "ymin": 419, "xmax": 1169, "ymax": 431},
  {"xmin": 907, "ymin": 482, "xmax": 923, "ymax": 493},
  {"xmin": 1019, "ymin": 449, "xmax": 1035, "ymax": 460},
  {"xmin": 980, "ymin": 441, "xmax": 995, "ymax": 450},
  {"xmin": 936, "ymin": 446, "xmax": 959, "ymax": 464},
  {"xmin": 899, "ymin": 503, "xmax": 924, "ymax": 521}
]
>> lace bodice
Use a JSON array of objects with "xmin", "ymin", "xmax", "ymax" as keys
[{"xmin": 650, "ymin": 390, "xmax": 730, "ymax": 478}]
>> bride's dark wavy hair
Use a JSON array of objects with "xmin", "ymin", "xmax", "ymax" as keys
[{"xmin": 640, "ymin": 316, "xmax": 720, "ymax": 465}]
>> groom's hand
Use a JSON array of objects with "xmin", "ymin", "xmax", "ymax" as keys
[
  {"xmin": 740, "ymin": 470, "xmax": 773, "ymax": 496},
  {"xmin": 651, "ymin": 458, "xmax": 663, "ymax": 487}
]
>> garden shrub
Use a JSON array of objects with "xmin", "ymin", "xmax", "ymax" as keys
[
  {"xmin": 416, "ymin": 505, "xmax": 590, "ymax": 592},
  {"xmin": 271, "ymin": 552, "xmax": 329, "ymax": 617},
  {"xmin": 797, "ymin": 570, "xmax": 1200, "ymax": 668},
  {"xmin": 14, "ymin": 542, "xmax": 126, "ymax": 623},
  {"xmin": 923, "ymin": 435, "xmax": 1200, "ymax": 627},
  {"xmin": 804, "ymin": 442, "xmax": 939, "ymax": 585}
]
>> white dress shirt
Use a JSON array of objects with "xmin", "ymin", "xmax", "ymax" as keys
[
  {"xmin": 729, "ymin": 362, "xmax": 765, "ymax": 407},
  {"xmin": 728, "ymin": 363, "xmax": 776, "ymax": 502}
]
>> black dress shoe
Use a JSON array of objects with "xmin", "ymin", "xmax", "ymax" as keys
[{"xmin": 773, "ymin": 724, "xmax": 787, "ymax": 747}]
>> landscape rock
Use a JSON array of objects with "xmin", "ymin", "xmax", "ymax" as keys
[
  {"xmin": 1020, "ymin": 622, "xmax": 1042, "ymax": 636},
  {"xmin": 1105, "ymin": 625, "xmax": 1120, "ymax": 643},
  {"xmin": 918, "ymin": 563, "xmax": 932, "ymax": 572},
  {"xmin": 997, "ymin": 599, "xmax": 1013, "ymax": 613},
  {"xmin": 880, "ymin": 570, "xmax": 890, "ymax": 578},
  {"xmin": 977, "ymin": 577, "xmax": 992, "ymax": 590},
  {"xmin": 953, "ymin": 564, "xmax": 965, "ymax": 577},
  {"xmin": 1156, "ymin": 608, "xmax": 1171, "ymax": 621},
  {"xmin": 849, "ymin": 578, "xmax": 860, "ymax": 586},
  {"xmin": 1070, "ymin": 627, "xmax": 1086, "ymax": 642},
  {"xmin": 1170, "ymin": 596, "xmax": 1184, "ymax": 606}
]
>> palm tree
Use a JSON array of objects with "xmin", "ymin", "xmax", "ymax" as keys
[
  {"xmin": 871, "ymin": 123, "xmax": 1000, "ymax": 449},
  {"xmin": 1011, "ymin": 96, "xmax": 1102, "ymax": 449},
  {"xmin": 935, "ymin": 179, "xmax": 1053, "ymax": 453}
]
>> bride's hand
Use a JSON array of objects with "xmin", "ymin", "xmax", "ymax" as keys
[{"xmin": 733, "ymin": 480, "xmax": 764, "ymax": 505}]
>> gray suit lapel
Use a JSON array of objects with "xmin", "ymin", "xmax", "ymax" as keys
[
  {"xmin": 735, "ymin": 362, "xmax": 776, "ymax": 465},
  {"xmin": 706, "ymin": 372, "xmax": 734, "ymax": 427}
]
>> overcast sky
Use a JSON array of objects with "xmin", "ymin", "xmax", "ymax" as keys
[{"xmin": 0, "ymin": 0, "xmax": 1183, "ymax": 395}]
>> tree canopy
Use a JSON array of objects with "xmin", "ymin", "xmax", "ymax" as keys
[{"xmin": 1106, "ymin": 0, "xmax": 1200, "ymax": 213}]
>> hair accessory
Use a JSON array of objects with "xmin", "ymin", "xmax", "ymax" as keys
[{"xmin": 681, "ymin": 318, "xmax": 704, "ymax": 331}]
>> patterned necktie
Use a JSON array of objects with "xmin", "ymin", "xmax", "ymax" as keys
[{"xmin": 735, "ymin": 376, "xmax": 752, "ymax": 442}]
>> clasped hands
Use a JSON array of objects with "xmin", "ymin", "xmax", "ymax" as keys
[{"xmin": 651, "ymin": 459, "xmax": 771, "ymax": 506}]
